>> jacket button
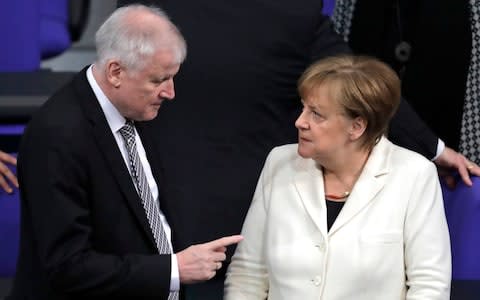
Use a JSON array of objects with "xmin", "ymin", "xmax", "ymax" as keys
[
  {"xmin": 312, "ymin": 276, "xmax": 322, "ymax": 286},
  {"xmin": 315, "ymin": 243, "xmax": 325, "ymax": 251}
]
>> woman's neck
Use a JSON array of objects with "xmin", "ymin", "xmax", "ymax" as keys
[{"xmin": 319, "ymin": 148, "xmax": 371, "ymax": 201}]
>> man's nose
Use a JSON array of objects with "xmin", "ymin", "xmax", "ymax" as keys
[{"xmin": 160, "ymin": 79, "xmax": 175, "ymax": 100}]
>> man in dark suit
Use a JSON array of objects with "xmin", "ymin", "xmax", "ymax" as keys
[
  {"xmin": 8, "ymin": 4, "xmax": 242, "ymax": 300},
  {"xmin": 340, "ymin": 0, "xmax": 472, "ymax": 157},
  {"xmin": 333, "ymin": 0, "xmax": 480, "ymax": 178},
  {"xmin": 116, "ymin": 1, "xmax": 479, "ymax": 299}
]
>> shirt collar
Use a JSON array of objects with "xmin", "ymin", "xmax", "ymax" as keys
[{"xmin": 86, "ymin": 65, "xmax": 126, "ymax": 133}]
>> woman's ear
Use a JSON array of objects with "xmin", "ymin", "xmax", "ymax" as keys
[{"xmin": 349, "ymin": 117, "xmax": 367, "ymax": 140}]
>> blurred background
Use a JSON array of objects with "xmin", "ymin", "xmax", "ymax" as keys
[{"xmin": 0, "ymin": 1, "xmax": 116, "ymax": 297}]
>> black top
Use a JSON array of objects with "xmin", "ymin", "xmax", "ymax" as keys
[{"xmin": 326, "ymin": 199, "xmax": 346, "ymax": 231}]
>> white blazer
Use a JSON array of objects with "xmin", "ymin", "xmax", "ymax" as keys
[{"xmin": 225, "ymin": 137, "xmax": 451, "ymax": 300}]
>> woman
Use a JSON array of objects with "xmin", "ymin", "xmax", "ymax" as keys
[{"xmin": 224, "ymin": 55, "xmax": 451, "ymax": 299}]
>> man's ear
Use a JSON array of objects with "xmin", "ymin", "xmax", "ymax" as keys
[
  {"xmin": 349, "ymin": 117, "xmax": 367, "ymax": 140},
  {"xmin": 106, "ymin": 60, "xmax": 123, "ymax": 88}
]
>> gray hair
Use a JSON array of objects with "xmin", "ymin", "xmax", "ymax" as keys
[{"xmin": 95, "ymin": 4, "xmax": 187, "ymax": 71}]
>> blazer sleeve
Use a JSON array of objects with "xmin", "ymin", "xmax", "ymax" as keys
[
  {"xmin": 224, "ymin": 152, "xmax": 273, "ymax": 300},
  {"xmin": 388, "ymin": 97, "xmax": 438, "ymax": 159},
  {"xmin": 403, "ymin": 161, "xmax": 451, "ymax": 299},
  {"xmin": 310, "ymin": 13, "xmax": 351, "ymax": 61},
  {"xmin": 18, "ymin": 122, "xmax": 172, "ymax": 298}
]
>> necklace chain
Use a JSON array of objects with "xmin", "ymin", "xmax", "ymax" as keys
[
  {"xmin": 325, "ymin": 190, "xmax": 350, "ymax": 200},
  {"xmin": 322, "ymin": 167, "xmax": 352, "ymax": 200}
]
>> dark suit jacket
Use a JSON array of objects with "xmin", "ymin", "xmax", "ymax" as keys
[
  {"xmin": 9, "ymin": 68, "xmax": 173, "ymax": 300},
  {"xmin": 117, "ymin": 1, "xmax": 440, "ymax": 298},
  {"xmin": 349, "ymin": 0, "xmax": 471, "ymax": 149}
]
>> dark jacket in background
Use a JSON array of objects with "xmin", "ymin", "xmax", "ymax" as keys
[{"xmin": 349, "ymin": 0, "xmax": 471, "ymax": 149}]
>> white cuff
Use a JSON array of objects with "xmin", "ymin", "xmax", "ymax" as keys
[
  {"xmin": 170, "ymin": 254, "xmax": 180, "ymax": 291},
  {"xmin": 432, "ymin": 139, "xmax": 445, "ymax": 161}
]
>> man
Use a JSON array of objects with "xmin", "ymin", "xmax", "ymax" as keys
[
  {"xmin": 333, "ymin": 0, "xmax": 471, "ymax": 150},
  {"xmin": 116, "ymin": 1, "xmax": 478, "ymax": 299},
  {"xmin": 332, "ymin": 0, "xmax": 479, "ymax": 177},
  {"xmin": 8, "ymin": 5, "xmax": 242, "ymax": 300},
  {"xmin": 0, "ymin": 150, "xmax": 17, "ymax": 193}
]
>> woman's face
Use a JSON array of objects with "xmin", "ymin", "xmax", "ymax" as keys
[{"xmin": 295, "ymin": 85, "xmax": 354, "ymax": 161}]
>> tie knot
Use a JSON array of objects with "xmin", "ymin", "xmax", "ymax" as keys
[{"xmin": 119, "ymin": 120, "xmax": 135, "ymax": 140}]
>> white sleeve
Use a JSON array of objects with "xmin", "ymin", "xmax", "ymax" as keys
[
  {"xmin": 224, "ymin": 153, "xmax": 273, "ymax": 300},
  {"xmin": 404, "ymin": 162, "xmax": 451, "ymax": 299}
]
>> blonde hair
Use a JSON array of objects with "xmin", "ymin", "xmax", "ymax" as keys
[{"xmin": 298, "ymin": 55, "xmax": 401, "ymax": 149}]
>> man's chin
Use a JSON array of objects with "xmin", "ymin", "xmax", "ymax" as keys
[{"xmin": 140, "ymin": 111, "xmax": 160, "ymax": 122}]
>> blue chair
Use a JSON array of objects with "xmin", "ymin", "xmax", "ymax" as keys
[
  {"xmin": 0, "ymin": 178, "xmax": 20, "ymax": 278},
  {"xmin": 0, "ymin": 155, "xmax": 20, "ymax": 298},
  {"xmin": 39, "ymin": 0, "xmax": 72, "ymax": 59},
  {"xmin": 442, "ymin": 176, "xmax": 480, "ymax": 280},
  {"xmin": 322, "ymin": 0, "xmax": 336, "ymax": 16},
  {"xmin": 0, "ymin": 0, "xmax": 73, "ymax": 71},
  {"xmin": 0, "ymin": 1, "xmax": 41, "ymax": 71},
  {"xmin": 442, "ymin": 176, "xmax": 480, "ymax": 299}
]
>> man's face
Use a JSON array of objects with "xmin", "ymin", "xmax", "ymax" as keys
[{"xmin": 116, "ymin": 49, "xmax": 180, "ymax": 121}]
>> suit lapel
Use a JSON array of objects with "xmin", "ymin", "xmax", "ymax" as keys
[
  {"xmin": 293, "ymin": 137, "xmax": 392, "ymax": 237},
  {"xmin": 73, "ymin": 68, "xmax": 157, "ymax": 249},
  {"xmin": 136, "ymin": 122, "xmax": 168, "ymax": 211},
  {"xmin": 329, "ymin": 138, "xmax": 391, "ymax": 235},
  {"xmin": 293, "ymin": 159, "xmax": 329, "ymax": 237}
]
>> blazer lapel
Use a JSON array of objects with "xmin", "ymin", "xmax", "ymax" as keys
[
  {"xmin": 329, "ymin": 137, "xmax": 391, "ymax": 235},
  {"xmin": 73, "ymin": 68, "xmax": 158, "ymax": 249},
  {"xmin": 293, "ymin": 158, "xmax": 329, "ymax": 237}
]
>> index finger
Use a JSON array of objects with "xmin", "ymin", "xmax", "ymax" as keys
[{"xmin": 205, "ymin": 235, "xmax": 243, "ymax": 249}]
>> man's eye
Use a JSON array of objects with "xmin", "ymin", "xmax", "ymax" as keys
[{"xmin": 152, "ymin": 78, "xmax": 167, "ymax": 84}]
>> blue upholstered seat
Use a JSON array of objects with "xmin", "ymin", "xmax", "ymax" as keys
[
  {"xmin": 0, "ymin": 159, "xmax": 19, "ymax": 277},
  {"xmin": 0, "ymin": 0, "xmax": 71, "ymax": 71},
  {"xmin": 442, "ymin": 176, "xmax": 480, "ymax": 280}
]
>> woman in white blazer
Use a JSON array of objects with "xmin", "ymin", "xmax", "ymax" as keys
[{"xmin": 224, "ymin": 55, "xmax": 451, "ymax": 300}]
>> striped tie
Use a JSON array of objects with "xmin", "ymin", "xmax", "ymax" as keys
[
  {"xmin": 119, "ymin": 121, "xmax": 179, "ymax": 300},
  {"xmin": 459, "ymin": 0, "xmax": 480, "ymax": 164}
]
